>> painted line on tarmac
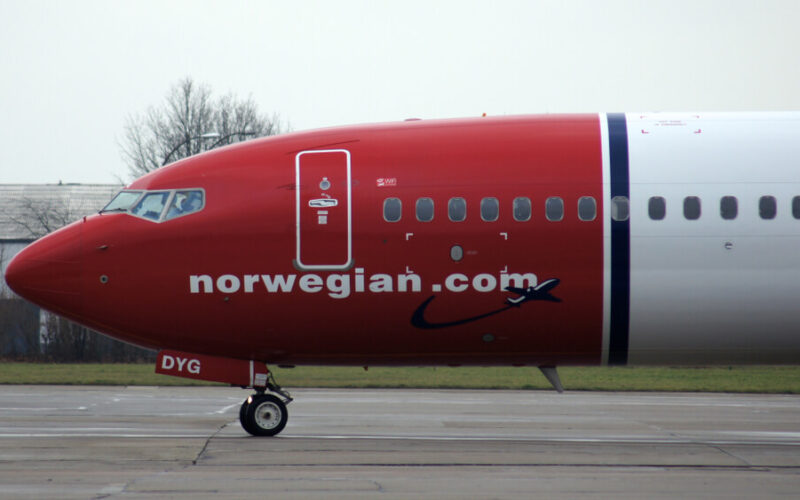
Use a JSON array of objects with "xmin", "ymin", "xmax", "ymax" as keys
[
  {"xmin": 0, "ymin": 433, "xmax": 213, "ymax": 438},
  {"xmin": 211, "ymin": 403, "xmax": 240, "ymax": 415},
  {"xmin": 275, "ymin": 433, "xmax": 800, "ymax": 446}
]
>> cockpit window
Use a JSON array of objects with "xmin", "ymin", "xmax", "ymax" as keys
[
  {"xmin": 101, "ymin": 188, "xmax": 205, "ymax": 222},
  {"xmin": 165, "ymin": 190, "xmax": 205, "ymax": 221},
  {"xmin": 131, "ymin": 192, "xmax": 171, "ymax": 221},
  {"xmin": 101, "ymin": 191, "xmax": 142, "ymax": 213}
]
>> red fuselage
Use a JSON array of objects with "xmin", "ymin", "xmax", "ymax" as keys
[{"xmin": 7, "ymin": 115, "xmax": 603, "ymax": 365}]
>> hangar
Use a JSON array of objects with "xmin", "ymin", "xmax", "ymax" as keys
[{"xmin": 0, "ymin": 183, "xmax": 152, "ymax": 360}]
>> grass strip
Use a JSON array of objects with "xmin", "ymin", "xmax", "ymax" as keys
[{"xmin": 0, "ymin": 363, "xmax": 798, "ymax": 393}]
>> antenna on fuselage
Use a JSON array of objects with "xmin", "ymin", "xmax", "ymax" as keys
[{"xmin": 538, "ymin": 366, "xmax": 564, "ymax": 393}]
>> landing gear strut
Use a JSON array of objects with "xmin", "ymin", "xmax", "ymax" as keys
[{"xmin": 239, "ymin": 371, "xmax": 293, "ymax": 436}]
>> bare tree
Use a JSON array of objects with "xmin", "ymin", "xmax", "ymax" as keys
[
  {"xmin": 7, "ymin": 196, "xmax": 79, "ymax": 239},
  {"xmin": 121, "ymin": 77, "xmax": 286, "ymax": 179},
  {"xmin": 40, "ymin": 313, "xmax": 96, "ymax": 362}
]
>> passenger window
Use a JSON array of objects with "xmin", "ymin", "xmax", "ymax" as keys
[
  {"xmin": 480, "ymin": 197, "xmax": 499, "ymax": 222},
  {"xmin": 648, "ymin": 196, "xmax": 666, "ymax": 220},
  {"xmin": 759, "ymin": 196, "xmax": 777, "ymax": 219},
  {"xmin": 578, "ymin": 196, "xmax": 596, "ymax": 221},
  {"xmin": 383, "ymin": 198, "xmax": 402, "ymax": 222},
  {"xmin": 720, "ymin": 196, "xmax": 737, "ymax": 220},
  {"xmin": 610, "ymin": 196, "xmax": 629, "ymax": 222},
  {"xmin": 683, "ymin": 196, "xmax": 701, "ymax": 220},
  {"xmin": 416, "ymin": 197, "xmax": 434, "ymax": 222},
  {"xmin": 513, "ymin": 197, "xmax": 531, "ymax": 221},
  {"xmin": 546, "ymin": 197, "xmax": 564, "ymax": 221},
  {"xmin": 165, "ymin": 190, "xmax": 205, "ymax": 221},
  {"xmin": 131, "ymin": 192, "xmax": 170, "ymax": 221},
  {"xmin": 448, "ymin": 198, "xmax": 466, "ymax": 222},
  {"xmin": 793, "ymin": 196, "xmax": 800, "ymax": 219}
]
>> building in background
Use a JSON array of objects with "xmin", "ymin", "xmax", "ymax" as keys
[
  {"xmin": 1, "ymin": 183, "xmax": 122, "ymax": 278},
  {"xmin": 0, "ymin": 184, "xmax": 154, "ymax": 361}
]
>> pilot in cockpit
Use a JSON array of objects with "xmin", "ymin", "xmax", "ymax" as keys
[
  {"xmin": 184, "ymin": 191, "xmax": 203, "ymax": 212},
  {"xmin": 166, "ymin": 191, "xmax": 203, "ymax": 219}
]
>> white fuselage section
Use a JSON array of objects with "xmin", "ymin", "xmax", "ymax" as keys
[{"xmin": 621, "ymin": 113, "xmax": 800, "ymax": 363}]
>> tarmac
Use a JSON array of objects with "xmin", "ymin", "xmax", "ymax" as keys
[{"xmin": 0, "ymin": 386, "xmax": 799, "ymax": 498}]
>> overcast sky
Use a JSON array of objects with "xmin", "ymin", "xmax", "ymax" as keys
[{"xmin": 2, "ymin": 0, "xmax": 799, "ymax": 185}]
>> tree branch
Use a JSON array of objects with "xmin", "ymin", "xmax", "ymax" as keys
[{"xmin": 120, "ymin": 77, "xmax": 286, "ymax": 179}]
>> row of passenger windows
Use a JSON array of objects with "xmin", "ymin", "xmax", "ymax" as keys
[
  {"xmin": 382, "ymin": 196, "xmax": 598, "ymax": 223},
  {"xmin": 383, "ymin": 195, "xmax": 800, "ymax": 223},
  {"xmin": 647, "ymin": 195, "xmax": 800, "ymax": 220}
]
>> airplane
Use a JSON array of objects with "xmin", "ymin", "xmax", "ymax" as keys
[
  {"xmin": 5, "ymin": 112, "xmax": 800, "ymax": 436},
  {"xmin": 505, "ymin": 278, "xmax": 561, "ymax": 306}
]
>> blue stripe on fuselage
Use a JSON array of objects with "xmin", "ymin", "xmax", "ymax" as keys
[{"xmin": 607, "ymin": 113, "xmax": 630, "ymax": 365}]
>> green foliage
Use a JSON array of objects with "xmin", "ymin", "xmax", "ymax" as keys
[{"xmin": 0, "ymin": 364, "xmax": 798, "ymax": 393}]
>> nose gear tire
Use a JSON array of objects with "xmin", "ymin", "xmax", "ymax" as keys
[{"xmin": 240, "ymin": 394, "xmax": 288, "ymax": 436}]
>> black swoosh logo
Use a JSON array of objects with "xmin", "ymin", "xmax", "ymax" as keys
[
  {"xmin": 410, "ymin": 281, "xmax": 561, "ymax": 330},
  {"xmin": 411, "ymin": 296, "xmax": 513, "ymax": 329}
]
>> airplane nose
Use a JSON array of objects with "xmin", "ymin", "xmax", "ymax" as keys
[{"xmin": 4, "ymin": 222, "xmax": 83, "ymax": 317}]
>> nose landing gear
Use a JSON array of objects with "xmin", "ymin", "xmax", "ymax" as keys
[
  {"xmin": 239, "ymin": 371, "xmax": 293, "ymax": 436},
  {"xmin": 154, "ymin": 350, "xmax": 294, "ymax": 436}
]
